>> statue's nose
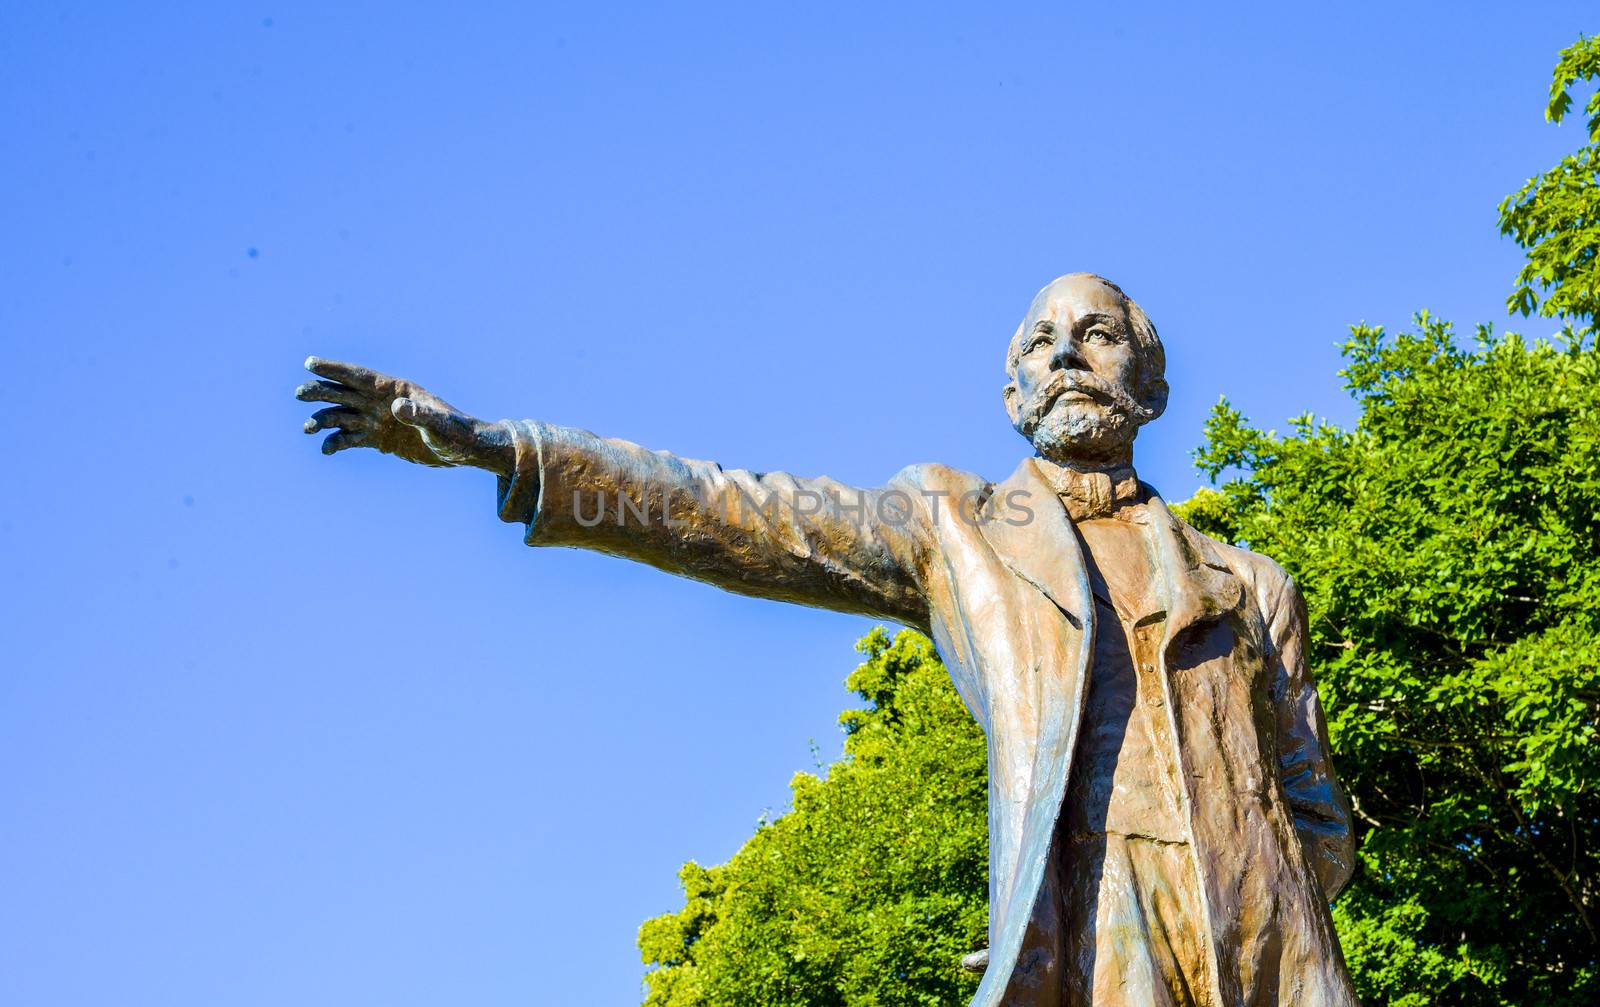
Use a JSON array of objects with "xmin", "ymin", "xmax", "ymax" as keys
[{"xmin": 1051, "ymin": 334, "xmax": 1090, "ymax": 372}]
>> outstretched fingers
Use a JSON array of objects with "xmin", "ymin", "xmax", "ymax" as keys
[
  {"xmin": 320, "ymin": 430, "xmax": 370, "ymax": 455},
  {"xmin": 305, "ymin": 356, "xmax": 383, "ymax": 392},
  {"xmin": 295, "ymin": 379, "xmax": 366, "ymax": 408},
  {"xmin": 304, "ymin": 407, "xmax": 365, "ymax": 434}
]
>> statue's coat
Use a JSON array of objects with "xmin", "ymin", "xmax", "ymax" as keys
[{"xmin": 498, "ymin": 420, "xmax": 1358, "ymax": 1007}]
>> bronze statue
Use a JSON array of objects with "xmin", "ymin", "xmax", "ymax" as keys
[{"xmin": 297, "ymin": 273, "xmax": 1357, "ymax": 1006}]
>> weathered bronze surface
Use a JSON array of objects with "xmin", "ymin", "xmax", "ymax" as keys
[{"xmin": 298, "ymin": 273, "xmax": 1357, "ymax": 1005}]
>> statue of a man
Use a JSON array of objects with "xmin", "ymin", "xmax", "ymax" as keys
[{"xmin": 297, "ymin": 273, "xmax": 1357, "ymax": 1006}]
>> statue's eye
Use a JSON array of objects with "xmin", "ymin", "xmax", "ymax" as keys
[
  {"xmin": 1025, "ymin": 325, "xmax": 1054, "ymax": 352},
  {"xmin": 1085, "ymin": 327, "xmax": 1120, "ymax": 344}
]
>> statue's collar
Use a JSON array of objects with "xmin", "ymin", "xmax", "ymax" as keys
[
  {"xmin": 1030, "ymin": 456, "xmax": 1143, "ymax": 521},
  {"xmin": 980, "ymin": 458, "xmax": 1242, "ymax": 637}
]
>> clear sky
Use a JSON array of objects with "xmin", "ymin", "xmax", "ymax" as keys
[{"xmin": 2, "ymin": 3, "xmax": 1594, "ymax": 1004}]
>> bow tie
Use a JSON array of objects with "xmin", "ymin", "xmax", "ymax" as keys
[{"xmin": 1035, "ymin": 459, "xmax": 1143, "ymax": 521}]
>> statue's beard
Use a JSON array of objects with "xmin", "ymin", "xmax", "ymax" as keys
[{"xmin": 1015, "ymin": 372, "xmax": 1153, "ymax": 464}]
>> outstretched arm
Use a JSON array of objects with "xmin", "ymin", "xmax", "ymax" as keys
[
  {"xmin": 296, "ymin": 359, "xmax": 933, "ymax": 629},
  {"xmin": 494, "ymin": 419, "xmax": 932, "ymax": 626}
]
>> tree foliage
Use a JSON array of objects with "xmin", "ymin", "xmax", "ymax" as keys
[
  {"xmin": 638, "ymin": 629, "xmax": 989, "ymax": 1006},
  {"xmin": 1499, "ymin": 34, "xmax": 1600, "ymax": 335}
]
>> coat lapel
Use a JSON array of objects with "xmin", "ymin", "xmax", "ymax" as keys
[
  {"xmin": 1143, "ymin": 493, "xmax": 1244, "ymax": 643},
  {"xmin": 974, "ymin": 459, "xmax": 1094, "ymax": 1005},
  {"xmin": 980, "ymin": 464, "xmax": 1242, "ymax": 636},
  {"xmin": 980, "ymin": 458, "xmax": 1093, "ymax": 629}
]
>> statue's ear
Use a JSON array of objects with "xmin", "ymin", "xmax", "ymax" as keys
[
  {"xmin": 1003, "ymin": 382, "xmax": 1022, "ymax": 426},
  {"xmin": 1142, "ymin": 377, "xmax": 1170, "ymax": 422}
]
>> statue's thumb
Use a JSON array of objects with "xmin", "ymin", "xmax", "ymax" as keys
[
  {"xmin": 392, "ymin": 398, "xmax": 435, "ymax": 429},
  {"xmin": 393, "ymin": 398, "xmax": 470, "ymax": 459}
]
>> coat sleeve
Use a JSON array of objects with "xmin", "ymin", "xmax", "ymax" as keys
[
  {"xmin": 1266, "ymin": 570, "xmax": 1356, "ymax": 900},
  {"xmin": 492, "ymin": 419, "xmax": 933, "ymax": 630}
]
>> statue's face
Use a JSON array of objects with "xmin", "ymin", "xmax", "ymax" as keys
[{"xmin": 1005, "ymin": 275, "xmax": 1153, "ymax": 463}]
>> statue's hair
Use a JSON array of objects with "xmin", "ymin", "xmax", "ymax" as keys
[{"xmin": 1004, "ymin": 273, "xmax": 1169, "ymax": 418}]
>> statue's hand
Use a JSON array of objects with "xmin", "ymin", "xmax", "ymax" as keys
[{"xmin": 296, "ymin": 357, "xmax": 513, "ymax": 475}]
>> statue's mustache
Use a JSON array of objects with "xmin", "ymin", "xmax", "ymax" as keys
[{"xmin": 1021, "ymin": 371, "xmax": 1150, "ymax": 432}]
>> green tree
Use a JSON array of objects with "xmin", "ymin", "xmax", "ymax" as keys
[
  {"xmin": 1499, "ymin": 34, "xmax": 1600, "ymax": 336},
  {"xmin": 638, "ymin": 629, "xmax": 989, "ymax": 1006}
]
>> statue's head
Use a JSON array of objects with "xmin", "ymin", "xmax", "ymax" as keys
[{"xmin": 1002, "ymin": 273, "xmax": 1168, "ymax": 466}]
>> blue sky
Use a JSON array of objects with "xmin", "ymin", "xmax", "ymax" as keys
[{"xmin": 2, "ymin": 3, "xmax": 1594, "ymax": 1004}]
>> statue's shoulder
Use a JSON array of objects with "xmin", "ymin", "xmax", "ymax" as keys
[
  {"xmin": 889, "ymin": 461, "xmax": 990, "ymax": 496},
  {"xmin": 1171, "ymin": 511, "xmax": 1297, "ymax": 609}
]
